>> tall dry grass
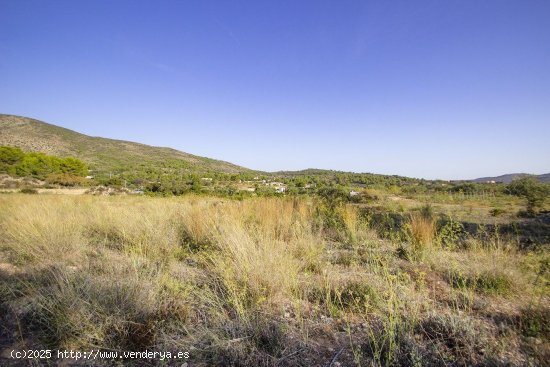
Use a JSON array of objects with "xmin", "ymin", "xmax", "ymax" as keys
[
  {"xmin": 402, "ymin": 212, "xmax": 437, "ymax": 261},
  {"xmin": 0, "ymin": 193, "xmax": 547, "ymax": 366},
  {"xmin": 0, "ymin": 195, "xmax": 326, "ymax": 351}
]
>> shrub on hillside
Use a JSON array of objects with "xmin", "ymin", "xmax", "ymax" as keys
[
  {"xmin": 437, "ymin": 217, "xmax": 466, "ymax": 249},
  {"xmin": 46, "ymin": 173, "xmax": 87, "ymax": 187}
]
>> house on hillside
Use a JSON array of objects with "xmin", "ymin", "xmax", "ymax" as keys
[{"xmin": 268, "ymin": 181, "xmax": 287, "ymax": 193}]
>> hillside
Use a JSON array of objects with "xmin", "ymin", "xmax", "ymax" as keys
[
  {"xmin": 0, "ymin": 114, "xmax": 246, "ymax": 174},
  {"xmin": 472, "ymin": 173, "xmax": 550, "ymax": 183}
]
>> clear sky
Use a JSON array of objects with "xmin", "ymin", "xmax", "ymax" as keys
[{"xmin": 1, "ymin": 0, "xmax": 549, "ymax": 179}]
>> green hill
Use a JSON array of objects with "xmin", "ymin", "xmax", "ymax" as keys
[{"xmin": 0, "ymin": 114, "xmax": 247, "ymax": 174}]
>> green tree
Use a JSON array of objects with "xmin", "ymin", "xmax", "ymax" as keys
[
  {"xmin": 0, "ymin": 146, "xmax": 25, "ymax": 165},
  {"xmin": 0, "ymin": 146, "xmax": 88, "ymax": 180},
  {"xmin": 59, "ymin": 157, "xmax": 88, "ymax": 176},
  {"xmin": 15, "ymin": 153, "xmax": 60, "ymax": 178},
  {"xmin": 506, "ymin": 177, "xmax": 549, "ymax": 214},
  {"xmin": 190, "ymin": 175, "xmax": 202, "ymax": 193},
  {"xmin": 317, "ymin": 186, "xmax": 350, "ymax": 209},
  {"xmin": 0, "ymin": 146, "xmax": 25, "ymax": 174}
]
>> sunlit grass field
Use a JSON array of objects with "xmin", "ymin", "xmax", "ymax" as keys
[{"xmin": 0, "ymin": 194, "xmax": 548, "ymax": 366}]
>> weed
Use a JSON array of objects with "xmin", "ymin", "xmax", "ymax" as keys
[{"xmin": 446, "ymin": 268, "xmax": 512, "ymax": 295}]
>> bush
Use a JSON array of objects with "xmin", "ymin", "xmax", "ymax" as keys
[
  {"xmin": 415, "ymin": 313, "xmax": 489, "ymax": 365},
  {"xmin": 506, "ymin": 177, "xmax": 549, "ymax": 214},
  {"xmin": 46, "ymin": 173, "xmax": 87, "ymax": 187},
  {"xmin": 19, "ymin": 187, "xmax": 38, "ymax": 194},
  {"xmin": 307, "ymin": 279, "xmax": 380, "ymax": 314},
  {"xmin": 26, "ymin": 269, "xmax": 162, "ymax": 350},
  {"xmin": 317, "ymin": 186, "xmax": 350, "ymax": 208},
  {"xmin": 490, "ymin": 208, "xmax": 505, "ymax": 217},
  {"xmin": 437, "ymin": 218, "xmax": 465, "ymax": 248},
  {"xmin": 314, "ymin": 187, "xmax": 354, "ymax": 240},
  {"xmin": 419, "ymin": 204, "xmax": 434, "ymax": 220},
  {"xmin": 520, "ymin": 305, "xmax": 550, "ymax": 340},
  {"xmin": 446, "ymin": 268, "xmax": 512, "ymax": 295}
]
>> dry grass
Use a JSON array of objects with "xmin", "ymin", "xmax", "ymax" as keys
[
  {"xmin": 400, "ymin": 212, "xmax": 438, "ymax": 261},
  {"xmin": 407, "ymin": 214, "xmax": 437, "ymax": 247},
  {"xmin": 0, "ymin": 193, "xmax": 548, "ymax": 366}
]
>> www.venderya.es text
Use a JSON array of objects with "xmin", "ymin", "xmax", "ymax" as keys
[{"xmin": 10, "ymin": 349, "xmax": 190, "ymax": 361}]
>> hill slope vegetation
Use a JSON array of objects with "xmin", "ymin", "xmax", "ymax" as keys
[{"xmin": 0, "ymin": 114, "xmax": 246, "ymax": 174}]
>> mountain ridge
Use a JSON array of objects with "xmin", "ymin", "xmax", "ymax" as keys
[
  {"xmin": 471, "ymin": 173, "xmax": 550, "ymax": 184},
  {"xmin": 2, "ymin": 114, "xmax": 548, "ymax": 182},
  {"xmin": 0, "ymin": 114, "xmax": 247, "ymax": 174}
]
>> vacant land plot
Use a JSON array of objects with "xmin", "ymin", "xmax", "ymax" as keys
[{"xmin": 0, "ymin": 194, "xmax": 548, "ymax": 366}]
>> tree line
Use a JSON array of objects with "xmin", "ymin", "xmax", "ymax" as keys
[{"xmin": 0, "ymin": 146, "xmax": 88, "ymax": 179}]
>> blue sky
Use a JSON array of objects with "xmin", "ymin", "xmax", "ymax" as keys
[{"xmin": 1, "ymin": 0, "xmax": 549, "ymax": 179}]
